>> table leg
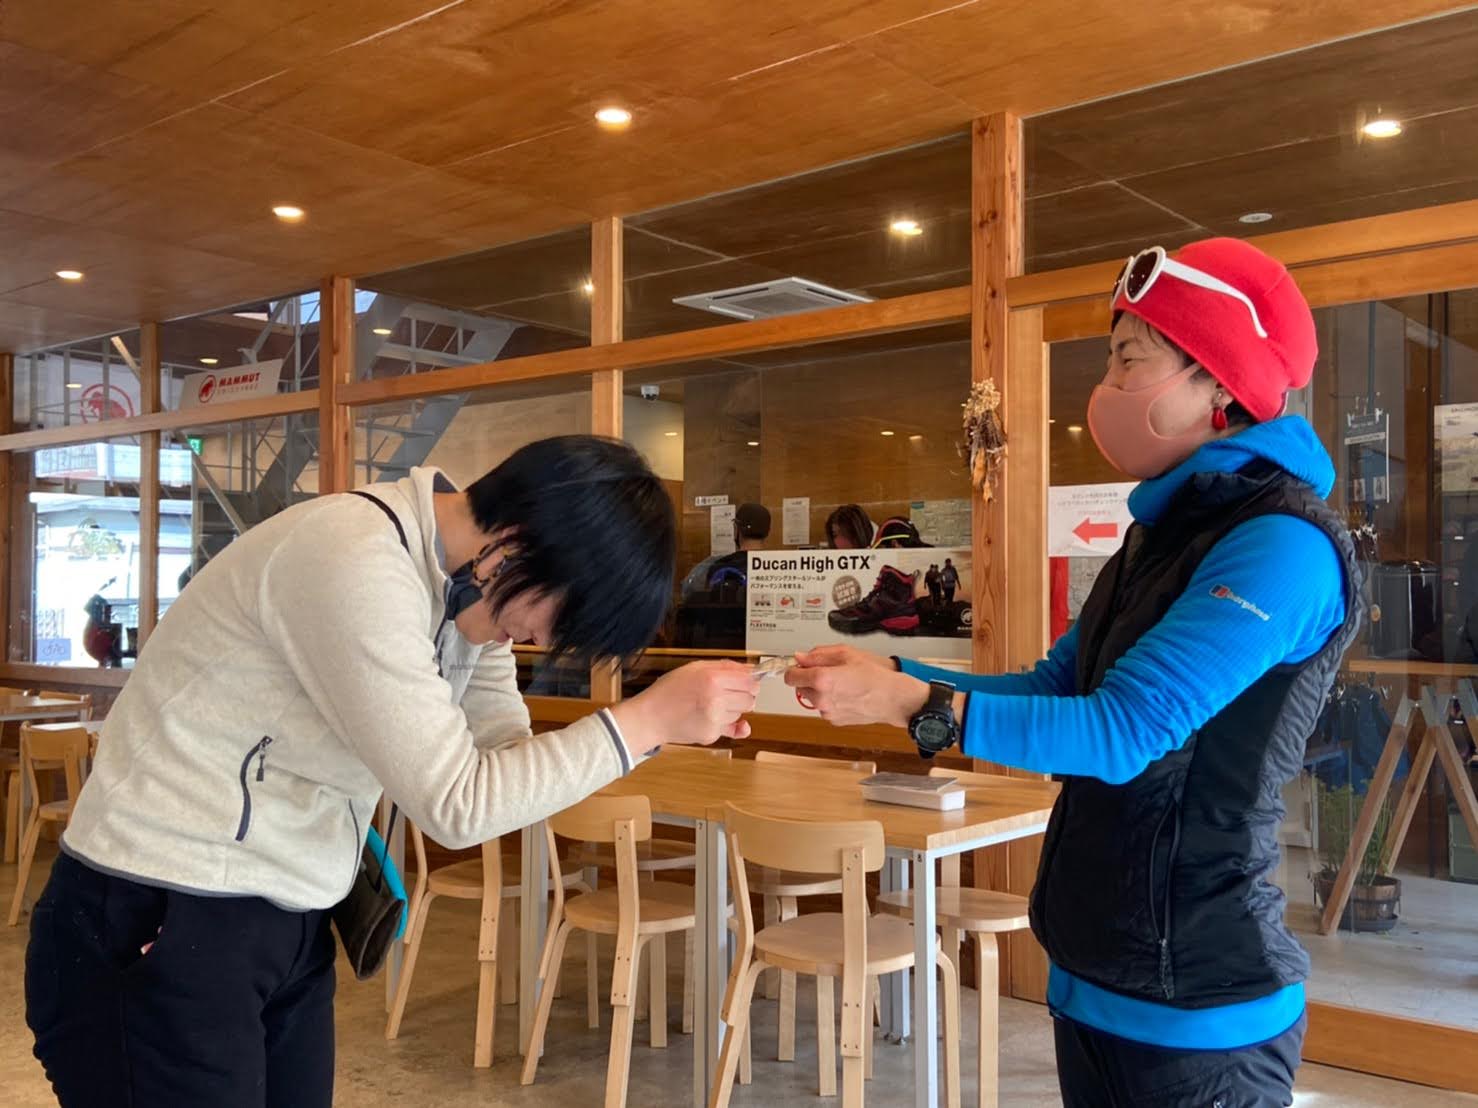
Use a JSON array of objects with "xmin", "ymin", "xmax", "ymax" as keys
[
  {"xmin": 911, "ymin": 850, "xmax": 939, "ymax": 1108},
  {"xmin": 879, "ymin": 854, "xmax": 911, "ymax": 1043},
  {"xmin": 1381, "ymin": 729, "xmax": 1437, "ymax": 874},
  {"xmin": 693, "ymin": 818, "xmax": 727, "ymax": 1108},
  {"xmin": 1318, "ymin": 695, "xmax": 1414, "ymax": 935},
  {"xmin": 519, "ymin": 821, "xmax": 549, "ymax": 1055},
  {"xmin": 1433, "ymin": 701, "xmax": 1478, "ymax": 863}
]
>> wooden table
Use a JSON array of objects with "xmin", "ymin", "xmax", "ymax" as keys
[
  {"xmin": 515, "ymin": 756, "xmax": 1059, "ymax": 1108},
  {"xmin": 1320, "ymin": 657, "xmax": 1478, "ymax": 934}
]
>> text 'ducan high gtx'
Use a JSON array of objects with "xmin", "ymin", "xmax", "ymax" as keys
[{"xmin": 827, "ymin": 565, "xmax": 919, "ymax": 635}]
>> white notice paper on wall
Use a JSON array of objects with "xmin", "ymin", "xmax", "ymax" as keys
[
  {"xmin": 1048, "ymin": 482, "xmax": 1137, "ymax": 557},
  {"xmin": 782, "ymin": 497, "xmax": 810, "ymax": 546},
  {"xmin": 709, "ymin": 504, "xmax": 737, "ymax": 556}
]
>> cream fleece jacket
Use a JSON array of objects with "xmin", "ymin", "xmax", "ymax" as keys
[{"xmin": 63, "ymin": 467, "xmax": 632, "ymax": 911}]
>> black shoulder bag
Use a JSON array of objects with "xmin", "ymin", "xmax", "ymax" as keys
[{"xmin": 329, "ymin": 490, "xmax": 411, "ymax": 980}]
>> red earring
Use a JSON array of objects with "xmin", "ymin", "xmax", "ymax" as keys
[{"xmin": 1211, "ymin": 407, "xmax": 1229, "ymax": 431}]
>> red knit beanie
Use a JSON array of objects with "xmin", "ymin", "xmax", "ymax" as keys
[{"xmin": 1112, "ymin": 238, "xmax": 1317, "ymax": 423}]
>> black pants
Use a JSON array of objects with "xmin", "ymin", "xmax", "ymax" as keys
[
  {"xmin": 1055, "ymin": 1011, "xmax": 1306, "ymax": 1108},
  {"xmin": 25, "ymin": 852, "xmax": 336, "ymax": 1108}
]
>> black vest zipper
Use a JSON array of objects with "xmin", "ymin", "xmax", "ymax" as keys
[
  {"xmin": 1148, "ymin": 801, "xmax": 1182, "ymax": 1000},
  {"xmin": 234, "ymin": 736, "xmax": 274, "ymax": 842}
]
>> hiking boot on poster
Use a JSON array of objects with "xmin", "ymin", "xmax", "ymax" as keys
[{"xmin": 827, "ymin": 566, "xmax": 920, "ymax": 635}]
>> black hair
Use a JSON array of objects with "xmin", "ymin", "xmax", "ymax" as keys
[
  {"xmin": 1112, "ymin": 311, "xmax": 1255, "ymax": 429},
  {"xmin": 465, "ymin": 435, "xmax": 676, "ymax": 666},
  {"xmin": 874, "ymin": 516, "xmax": 926, "ymax": 549},
  {"xmin": 826, "ymin": 504, "xmax": 873, "ymax": 549}
]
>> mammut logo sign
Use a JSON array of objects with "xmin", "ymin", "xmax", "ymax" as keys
[
  {"xmin": 1210, "ymin": 584, "xmax": 1270, "ymax": 621},
  {"xmin": 198, "ymin": 375, "xmax": 217, "ymax": 403}
]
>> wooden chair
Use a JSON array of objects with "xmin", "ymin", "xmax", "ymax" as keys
[
  {"xmin": 37, "ymin": 691, "xmax": 94, "ymax": 721},
  {"xmin": 712, "ymin": 803, "xmax": 961, "ymax": 1108},
  {"xmin": 566, "ymin": 745, "xmax": 731, "ymax": 1034},
  {"xmin": 522, "ymin": 793, "xmax": 697, "ymax": 1108},
  {"xmin": 386, "ymin": 822, "xmax": 591, "ymax": 1067},
  {"xmin": 1, "ymin": 687, "xmax": 34, "ymax": 864},
  {"xmin": 748, "ymin": 750, "xmax": 877, "ymax": 1066},
  {"xmin": 8, "ymin": 724, "xmax": 91, "ymax": 926},
  {"xmin": 874, "ymin": 767, "xmax": 1032, "ymax": 1108}
]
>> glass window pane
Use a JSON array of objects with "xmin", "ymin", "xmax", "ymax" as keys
[
  {"xmin": 16, "ymin": 332, "xmax": 141, "ymax": 432},
  {"xmin": 1025, "ymin": 10, "xmax": 1478, "ymax": 271},
  {"xmin": 358, "ymin": 228, "xmax": 592, "ymax": 383},
  {"xmin": 160, "ymin": 295, "xmax": 317, "ymax": 408},
  {"xmin": 624, "ymin": 133, "xmax": 969, "ymax": 339},
  {"xmin": 25, "ymin": 435, "xmax": 147, "ymax": 666},
  {"xmin": 1049, "ymin": 287, "xmax": 1478, "ymax": 1035},
  {"xmin": 354, "ymin": 378, "xmax": 589, "ymax": 695},
  {"xmin": 621, "ymin": 323, "xmax": 972, "ymax": 696}
]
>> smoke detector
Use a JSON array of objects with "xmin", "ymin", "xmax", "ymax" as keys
[{"xmin": 673, "ymin": 277, "xmax": 872, "ymax": 321}]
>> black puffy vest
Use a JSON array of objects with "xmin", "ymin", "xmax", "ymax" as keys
[{"xmin": 1028, "ymin": 462, "xmax": 1363, "ymax": 1008}]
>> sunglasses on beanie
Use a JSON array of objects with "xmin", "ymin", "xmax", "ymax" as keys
[{"xmin": 1113, "ymin": 245, "xmax": 1269, "ymax": 339}]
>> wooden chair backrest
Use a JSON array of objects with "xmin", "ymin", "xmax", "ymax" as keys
[
  {"xmin": 38, "ymin": 691, "xmax": 93, "ymax": 720},
  {"xmin": 20, "ymin": 723, "xmax": 90, "ymax": 808},
  {"xmin": 755, "ymin": 750, "xmax": 877, "ymax": 775},
  {"xmin": 550, "ymin": 793, "xmax": 653, "ymax": 845},
  {"xmin": 723, "ymin": 803, "xmax": 883, "ymax": 877}
]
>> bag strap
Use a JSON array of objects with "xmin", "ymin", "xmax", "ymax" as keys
[
  {"xmin": 349, "ymin": 489, "xmax": 408, "ymax": 872},
  {"xmin": 349, "ymin": 490, "xmax": 409, "ymax": 552}
]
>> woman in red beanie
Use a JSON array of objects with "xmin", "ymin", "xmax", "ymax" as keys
[{"xmin": 788, "ymin": 238, "xmax": 1362, "ymax": 1105}]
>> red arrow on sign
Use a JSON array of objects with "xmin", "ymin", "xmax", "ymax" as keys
[{"xmin": 1073, "ymin": 518, "xmax": 1119, "ymax": 543}]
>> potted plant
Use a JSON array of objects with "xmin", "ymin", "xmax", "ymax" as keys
[{"xmin": 1311, "ymin": 781, "xmax": 1401, "ymax": 932}]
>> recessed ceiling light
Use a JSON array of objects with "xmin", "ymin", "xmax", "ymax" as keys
[
  {"xmin": 890, "ymin": 219, "xmax": 923, "ymax": 237},
  {"xmin": 65, "ymin": 381, "xmax": 83, "ymax": 390},
  {"xmin": 747, "ymin": 440, "xmax": 759, "ymax": 447},
  {"xmin": 595, "ymin": 107, "xmax": 633, "ymax": 130},
  {"xmin": 1067, "ymin": 424, "xmax": 1084, "ymax": 433},
  {"xmin": 272, "ymin": 204, "xmax": 306, "ymax": 222},
  {"xmin": 581, "ymin": 279, "xmax": 595, "ymax": 295},
  {"xmin": 1362, "ymin": 118, "xmax": 1403, "ymax": 139},
  {"xmin": 200, "ymin": 357, "xmax": 219, "ymax": 366},
  {"xmin": 908, "ymin": 434, "xmax": 923, "ymax": 442},
  {"xmin": 1049, "ymin": 418, "xmax": 1056, "ymax": 425},
  {"xmin": 664, "ymin": 431, "xmax": 679, "ymax": 438},
  {"xmin": 55, "ymin": 269, "xmax": 83, "ymax": 281},
  {"xmin": 880, "ymin": 430, "xmax": 895, "ymax": 437},
  {"xmin": 1239, "ymin": 211, "xmax": 1274, "ymax": 225},
  {"xmin": 372, "ymin": 327, "xmax": 392, "ymax": 336}
]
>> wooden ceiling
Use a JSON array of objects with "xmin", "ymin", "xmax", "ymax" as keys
[{"xmin": 2, "ymin": 1, "xmax": 1465, "ymax": 353}]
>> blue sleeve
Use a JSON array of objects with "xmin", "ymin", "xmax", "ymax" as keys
[
  {"xmin": 960, "ymin": 515, "xmax": 1347, "ymax": 783},
  {"xmin": 900, "ymin": 625, "xmax": 1079, "ymax": 697}
]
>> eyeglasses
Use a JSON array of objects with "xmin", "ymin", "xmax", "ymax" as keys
[{"xmin": 1113, "ymin": 246, "xmax": 1269, "ymax": 339}]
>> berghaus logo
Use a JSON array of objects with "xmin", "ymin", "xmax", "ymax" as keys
[{"xmin": 1210, "ymin": 584, "xmax": 1270, "ymax": 621}]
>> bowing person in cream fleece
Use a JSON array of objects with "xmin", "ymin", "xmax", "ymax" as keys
[{"xmin": 27, "ymin": 436, "xmax": 757, "ymax": 1108}]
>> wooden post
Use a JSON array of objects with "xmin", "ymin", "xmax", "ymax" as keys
[
  {"xmin": 137, "ymin": 324, "xmax": 161, "ymax": 648},
  {"xmin": 1002, "ymin": 305, "xmax": 1052, "ymax": 1001},
  {"xmin": 319, "ymin": 276, "xmax": 356, "ymax": 494},
  {"xmin": 968, "ymin": 111, "xmax": 1024, "ymax": 964},
  {"xmin": 0, "ymin": 352, "xmax": 12, "ymax": 664},
  {"xmin": 590, "ymin": 217, "xmax": 624, "ymax": 705}
]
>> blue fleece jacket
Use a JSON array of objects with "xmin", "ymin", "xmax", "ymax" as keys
[{"xmin": 902, "ymin": 416, "xmax": 1347, "ymax": 1049}]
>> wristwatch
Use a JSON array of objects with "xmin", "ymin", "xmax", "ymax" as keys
[{"xmin": 908, "ymin": 679, "xmax": 959, "ymax": 760}]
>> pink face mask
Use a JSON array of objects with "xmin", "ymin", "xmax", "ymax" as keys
[{"xmin": 1086, "ymin": 365, "xmax": 1206, "ymax": 480}]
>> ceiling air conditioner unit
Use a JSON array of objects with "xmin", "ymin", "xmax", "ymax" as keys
[{"xmin": 673, "ymin": 277, "xmax": 872, "ymax": 321}]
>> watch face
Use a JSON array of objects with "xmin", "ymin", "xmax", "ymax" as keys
[{"xmin": 914, "ymin": 714, "xmax": 954, "ymax": 751}]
